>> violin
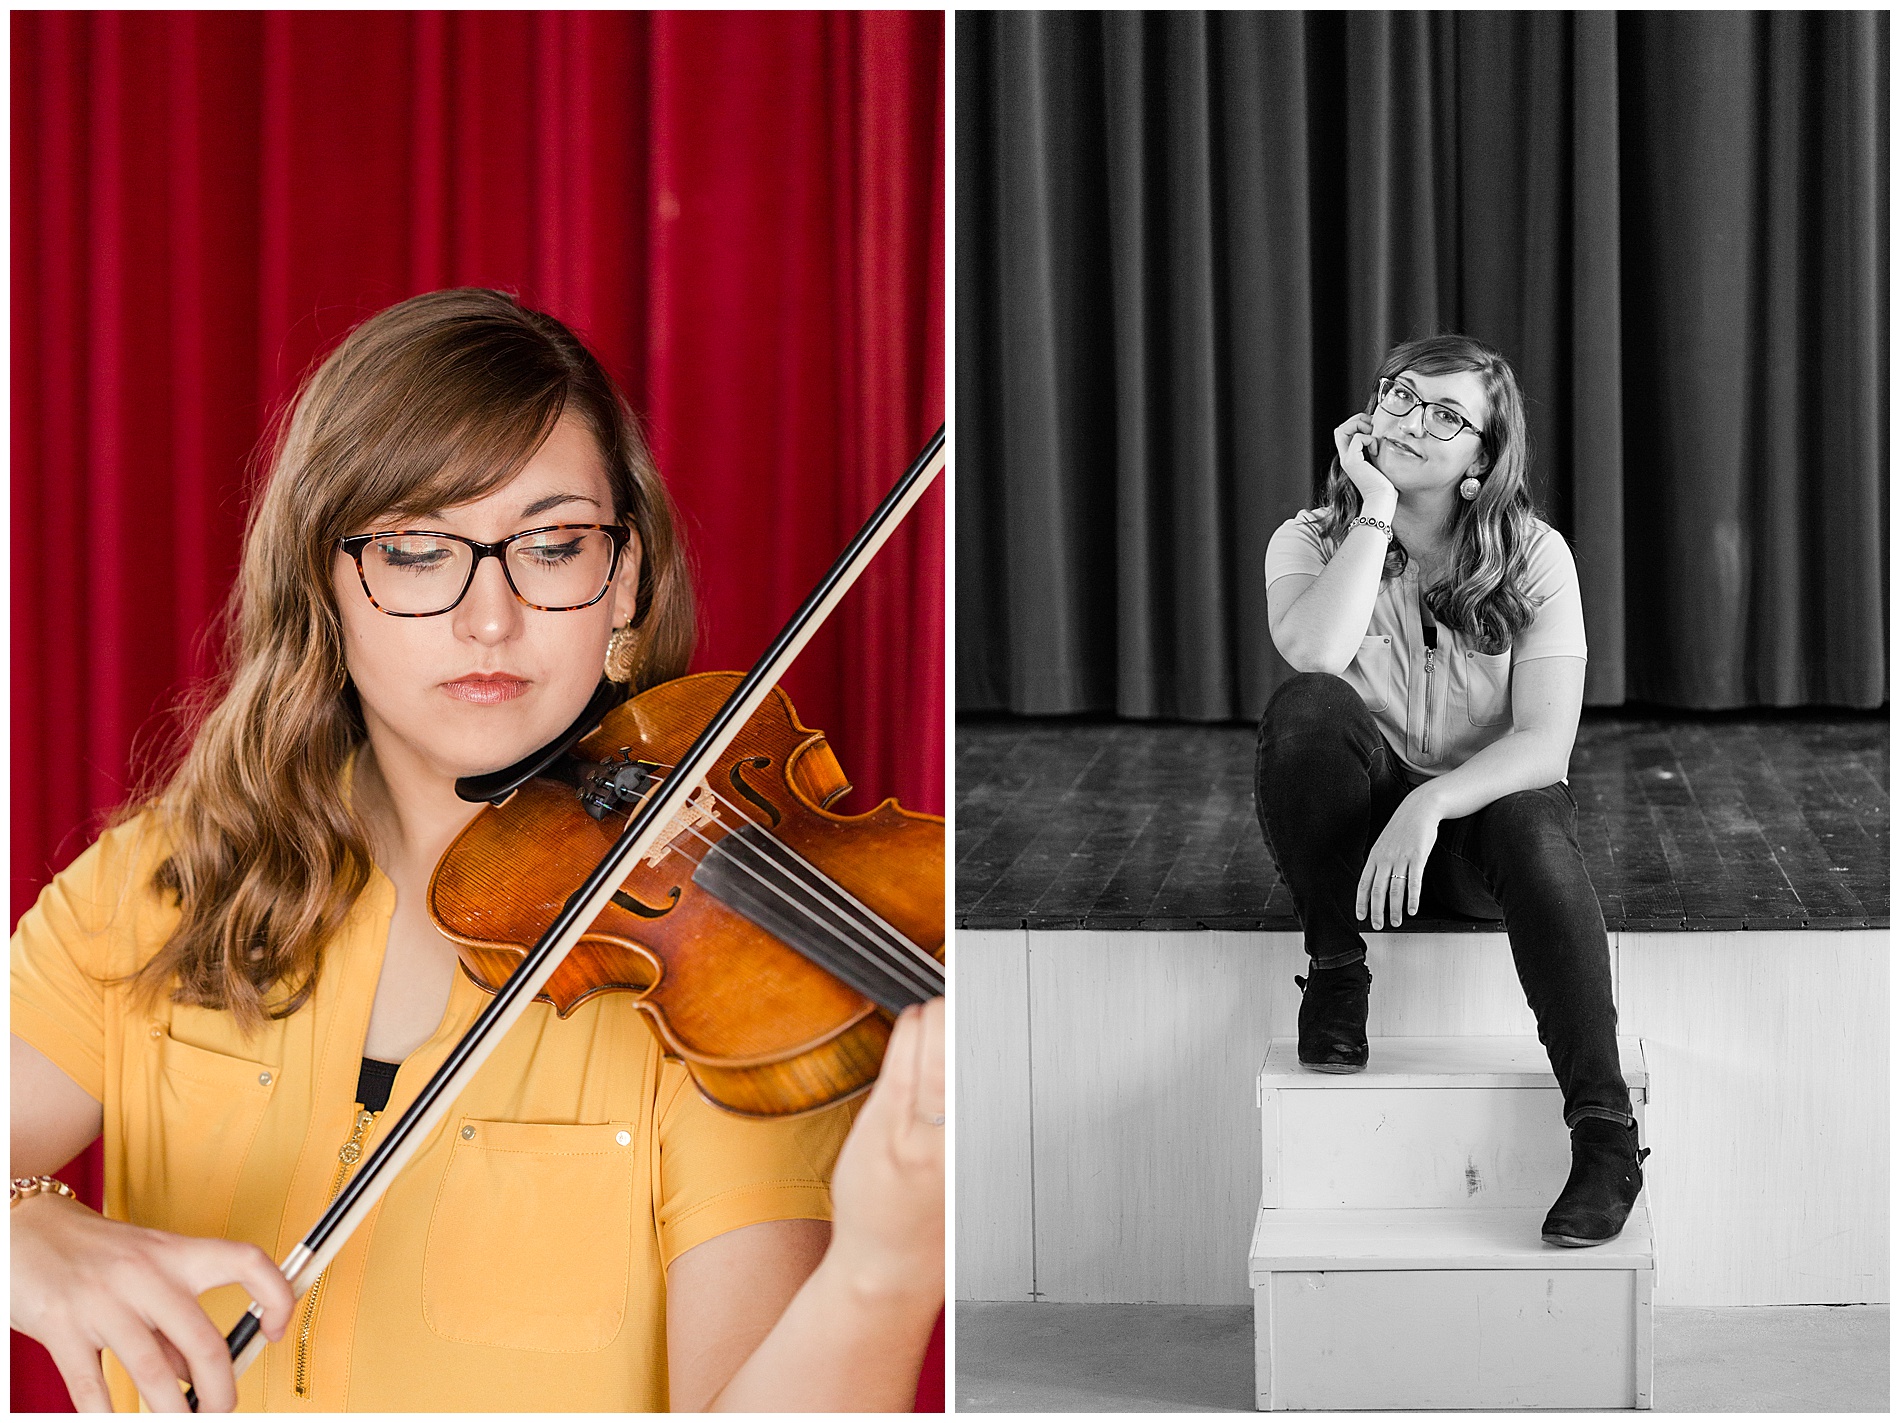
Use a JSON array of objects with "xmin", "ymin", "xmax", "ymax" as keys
[
  {"xmin": 192, "ymin": 427, "xmax": 947, "ymax": 1405},
  {"xmin": 429, "ymin": 670, "xmax": 945, "ymax": 1118}
]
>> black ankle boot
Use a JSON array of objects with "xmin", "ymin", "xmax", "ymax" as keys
[
  {"xmin": 1541, "ymin": 1118, "xmax": 1649, "ymax": 1247},
  {"xmin": 1294, "ymin": 961, "xmax": 1370, "ymax": 1072}
]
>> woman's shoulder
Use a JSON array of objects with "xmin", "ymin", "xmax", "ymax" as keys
[
  {"xmin": 14, "ymin": 808, "xmax": 181, "ymax": 975},
  {"xmin": 1265, "ymin": 508, "xmax": 1332, "ymax": 580},
  {"xmin": 1520, "ymin": 518, "xmax": 1579, "ymax": 585}
]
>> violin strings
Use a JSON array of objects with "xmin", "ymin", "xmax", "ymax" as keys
[
  {"xmin": 632, "ymin": 761, "xmax": 944, "ymax": 983},
  {"xmin": 661, "ymin": 814, "xmax": 943, "ymax": 1003},
  {"xmin": 681, "ymin": 819, "xmax": 943, "ymax": 1004},
  {"xmin": 619, "ymin": 769, "xmax": 942, "ymax": 1002},
  {"xmin": 679, "ymin": 777, "xmax": 944, "ymax": 982}
]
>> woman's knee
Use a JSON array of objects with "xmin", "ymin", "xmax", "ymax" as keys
[
  {"xmin": 1473, "ymin": 788, "xmax": 1584, "ymax": 870},
  {"xmin": 1259, "ymin": 671, "xmax": 1365, "ymax": 744}
]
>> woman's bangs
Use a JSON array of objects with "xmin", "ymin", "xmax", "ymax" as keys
[{"xmin": 338, "ymin": 383, "xmax": 568, "ymax": 534}]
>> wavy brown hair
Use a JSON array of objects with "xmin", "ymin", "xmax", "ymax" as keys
[
  {"xmin": 123, "ymin": 288, "xmax": 696, "ymax": 1028},
  {"xmin": 1313, "ymin": 334, "xmax": 1539, "ymax": 654}
]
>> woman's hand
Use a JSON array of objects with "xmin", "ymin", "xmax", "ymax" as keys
[
  {"xmin": 1356, "ymin": 786, "xmax": 1445, "ymax": 930},
  {"xmin": 1333, "ymin": 412, "xmax": 1398, "ymax": 520},
  {"xmin": 10, "ymin": 1192, "xmax": 293, "ymax": 1413},
  {"xmin": 679, "ymin": 999, "xmax": 943, "ymax": 1411},
  {"xmin": 824, "ymin": 997, "xmax": 944, "ymax": 1305}
]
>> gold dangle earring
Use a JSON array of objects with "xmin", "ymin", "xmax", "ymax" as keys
[{"xmin": 604, "ymin": 623, "xmax": 639, "ymax": 684}]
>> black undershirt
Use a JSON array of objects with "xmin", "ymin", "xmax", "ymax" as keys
[{"xmin": 355, "ymin": 1057, "xmax": 399, "ymax": 1113}]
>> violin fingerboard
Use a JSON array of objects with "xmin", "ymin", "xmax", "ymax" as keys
[{"xmin": 689, "ymin": 824, "xmax": 940, "ymax": 1014}]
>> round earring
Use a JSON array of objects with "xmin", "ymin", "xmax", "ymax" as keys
[
  {"xmin": 604, "ymin": 623, "xmax": 639, "ymax": 684},
  {"xmin": 1459, "ymin": 476, "xmax": 1482, "ymax": 501}
]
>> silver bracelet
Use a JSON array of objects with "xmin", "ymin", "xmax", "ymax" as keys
[{"xmin": 1348, "ymin": 514, "xmax": 1393, "ymax": 540}]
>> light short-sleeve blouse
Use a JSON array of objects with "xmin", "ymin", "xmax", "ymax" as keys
[
  {"xmin": 11, "ymin": 809, "xmax": 852, "ymax": 1412},
  {"xmin": 1264, "ymin": 510, "xmax": 1588, "ymax": 780}
]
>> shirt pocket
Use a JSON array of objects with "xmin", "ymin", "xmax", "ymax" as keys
[
  {"xmin": 422, "ymin": 1119, "xmax": 638, "ymax": 1352},
  {"xmin": 1344, "ymin": 634, "xmax": 1396, "ymax": 713},
  {"xmin": 1463, "ymin": 649, "xmax": 1514, "ymax": 727},
  {"xmin": 134, "ymin": 1028, "xmax": 277, "ymax": 1239}
]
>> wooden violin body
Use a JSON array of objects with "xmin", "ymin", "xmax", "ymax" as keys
[{"xmin": 428, "ymin": 672, "xmax": 945, "ymax": 1119}]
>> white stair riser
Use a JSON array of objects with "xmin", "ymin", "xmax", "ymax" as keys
[
  {"xmin": 1254, "ymin": 1267, "xmax": 1653, "ymax": 1410},
  {"xmin": 1264, "ymin": 1087, "xmax": 1648, "ymax": 1209}
]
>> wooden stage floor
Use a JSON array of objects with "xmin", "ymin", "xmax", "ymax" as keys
[{"xmin": 955, "ymin": 712, "xmax": 1888, "ymax": 934}]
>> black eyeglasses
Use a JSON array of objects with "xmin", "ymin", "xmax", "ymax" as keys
[
  {"xmin": 1377, "ymin": 379, "xmax": 1483, "ymax": 442},
  {"xmin": 338, "ymin": 524, "xmax": 630, "ymax": 617}
]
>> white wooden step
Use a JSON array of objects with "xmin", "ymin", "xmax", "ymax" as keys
[
  {"xmin": 1250, "ymin": 1204, "xmax": 1655, "ymax": 1274},
  {"xmin": 1251, "ymin": 1206, "xmax": 1654, "ymax": 1411},
  {"xmin": 1259, "ymin": 1036, "xmax": 1649, "ymax": 1209}
]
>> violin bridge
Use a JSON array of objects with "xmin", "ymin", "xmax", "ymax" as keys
[{"xmin": 642, "ymin": 782, "xmax": 720, "ymax": 867}]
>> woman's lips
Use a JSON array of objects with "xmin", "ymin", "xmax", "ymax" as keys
[{"xmin": 442, "ymin": 674, "xmax": 530, "ymax": 704}]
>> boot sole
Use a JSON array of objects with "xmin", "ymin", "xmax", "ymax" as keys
[
  {"xmin": 1541, "ymin": 1230, "xmax": 1623, "ymax": 1248},
  {"xmin": 1299, "ymin": 1061, "xmax": 1367, "ymax": 1074}
]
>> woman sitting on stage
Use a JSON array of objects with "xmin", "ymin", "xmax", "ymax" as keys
[
  {"xmin": 10, "ymin": 287, "xmax": 944, "ymax": 1412},
  {"xmin": 1254, "ymin": 333, "xmax": 1645, "ymax": 1248}
]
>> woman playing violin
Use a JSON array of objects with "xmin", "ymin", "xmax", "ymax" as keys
[{"xmin": 10, "ymin": 287, "xmax": 945, "ymax": 1412}]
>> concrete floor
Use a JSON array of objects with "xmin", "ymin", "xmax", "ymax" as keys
[{"xmin": 956, "ymin": 1301, "xmax": 1889, "ymax": 1412}]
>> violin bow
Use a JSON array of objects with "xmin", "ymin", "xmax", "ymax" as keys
[{"xmin": 188, "ymin": 424, "xmax": 945, "ymax": 1407}]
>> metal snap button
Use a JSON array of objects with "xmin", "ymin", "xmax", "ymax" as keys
[
  {"xmin": 257, "ymin": 1072, "xmax": 272, "ymax": 1086},
  {"xmin": 616, "ymin": 1130, "xmax": 631, "ymax": 1146},
  {"xmin": 150, "ymin": 1025, "xmax": 163, "ymax": 1038},
  {"xmin": 461, "ymin": 1126, "xmax": 475, "ymax": 1140}
]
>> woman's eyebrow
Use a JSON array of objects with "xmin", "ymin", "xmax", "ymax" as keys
[
  {"xmin": 1401, "ymin": 378, "xmax": 1470, "ymax": 416},
  {"xmin": 519, "ymin": 491, "xmax": 602, "ymax": 518}
]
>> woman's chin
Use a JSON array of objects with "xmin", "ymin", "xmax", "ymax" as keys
[{"xmin": 427, "ymin": 701, "xmax": 576, "ymax": 779}]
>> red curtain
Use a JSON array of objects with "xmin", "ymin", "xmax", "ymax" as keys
[{"xmin": 11, "ymin": 11, "xmax": 944, "ymax": 1411}]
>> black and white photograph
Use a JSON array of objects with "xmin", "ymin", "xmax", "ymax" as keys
[{"xmin": 954, "ymin": 10, "xmax": 1887, "ymax": 1412}]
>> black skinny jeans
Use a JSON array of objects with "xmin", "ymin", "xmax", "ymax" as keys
[{"xmin": 1254, "ymin": 672, "xmax": 1632, "ymax": 1128}]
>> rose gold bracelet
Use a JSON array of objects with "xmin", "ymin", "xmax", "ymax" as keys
[{"xmin": 9, "ymin": 1176, "xmax": 77, "ymax": 1208}]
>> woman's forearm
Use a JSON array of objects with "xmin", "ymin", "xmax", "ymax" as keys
[
  {"xmin": 1274, "ymin": 523, "xmax": 1394, "ymax": 673},
  {"xmin": 1412, "ymin": 726, "xmax": 1571, "ymax": 823},
  {"xmin": 707, "ymin": 1251, "xmax": 939, "ymax": 1412}
]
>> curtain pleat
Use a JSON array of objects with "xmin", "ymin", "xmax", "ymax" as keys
[{"xmin": 957, "ymin": 10, "xmax": 1887, "ymax": 718}]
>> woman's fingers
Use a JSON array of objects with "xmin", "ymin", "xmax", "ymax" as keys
[
  {"xmin": 91, "ymin": 1301, "xmax": 196, "ymax": 1412},
  {"xmin": 12, "ymin": 1198, "xmax": 290, "ymax": 1414},
  {"xmin": 877, "ymin": 1000, "xmax": 945, "ymax": 1159},
  {"xmin": 913, "ymin": 997, "xmax": 944, "ymax": 1129},
  {"xmin": 137, "ymin": 1274, "xmax": 241, "ymax": 1412},
  {"xmin": 45, "ymin": 1339, "xmax": 116, "ymax": 1414},
  {"xmin": 1333, "ymin": 413, "xmax": 1372, "ymax": 464},
  {"xmin": 179, "ymin": 1237, "xmax": 293, "ymax": 1343},
  {"xmin": 866, "ymin": 1005, "xmax": 920, "ymax": 1129},
  {"xmin": 153, "ymin": 1331, "xmax": 193, "ymax": 1385},
  {"xmin": 1357, "ymin": 860, "xmax": 1415, "ymax": 930}
]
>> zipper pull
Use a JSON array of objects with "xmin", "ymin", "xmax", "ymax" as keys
[{"xmin": 338, "ymin": 1109, "xmax": 374, "ymax": 1165}]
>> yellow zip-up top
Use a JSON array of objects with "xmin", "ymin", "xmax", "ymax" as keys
[
  {"xmin": 11, "ymin": 809, "xmax": 852, "ymax": 1412},
  {"xmin": 1264, "ymin": 510, "xmax": 1589, "ymax": 780}
]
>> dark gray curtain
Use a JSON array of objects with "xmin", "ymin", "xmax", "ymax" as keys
[{"xmin": 956, "ymin": 11, "xmax": 1888, "ymax": 717}]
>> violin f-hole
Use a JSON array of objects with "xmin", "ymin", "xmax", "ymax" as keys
[
  {"xmin": 611, "ymin": 886, "xmax": 680, "ymax": 919},
  {"xmin": 728, "ymin": 756, "xmax": 782, "ymax": 826}
]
